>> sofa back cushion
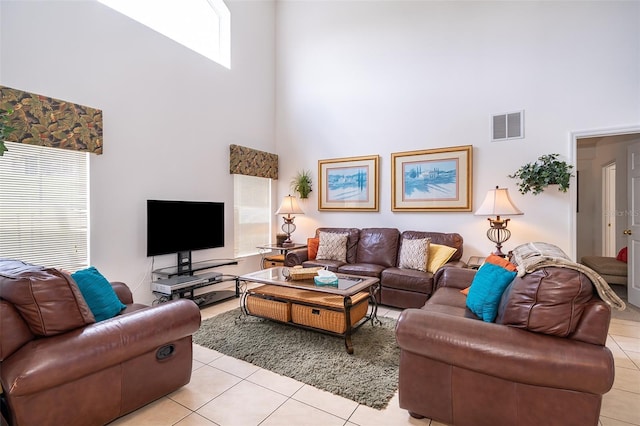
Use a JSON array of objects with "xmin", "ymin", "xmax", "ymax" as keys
[
  {"xmin": 401, "ymin": 231, "xmax": 464, "ymax": 262},
  {"xmin": 356, "ymin": 228, "xmax": 400, "ymax": 267},
  {"xmin": 315, "ymin": 228, "xmax": 360, "ymax": 263},
  {"xmin": 496, "ymin": 267, "xmax": 595, "ymax": 337},
  {"xmin": 0, "ymin": 259, "xmax": 95, "ymax": 336}
]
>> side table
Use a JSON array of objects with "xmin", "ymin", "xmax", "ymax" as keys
[
  {"xmin": 466, "ymin": 255, "xmax": 485, "ymax": 270},
  {"xmin": 257, "ymin": 243, "xmax": 307, "ymax": 269}
]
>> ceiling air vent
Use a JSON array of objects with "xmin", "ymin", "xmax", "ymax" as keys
[{"xmin": 492, "ymin": 110, "xmax": 524, "ymax": 141}]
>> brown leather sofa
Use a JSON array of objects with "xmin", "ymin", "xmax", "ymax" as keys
[
  {"xmin": 0, "ymin": 259, "xmax": 201, "ymax": 426},
  {"xmin": 285, "ymin": 227, "xmax": 464, "ymax": 309},
  {"xmin": 581, "ymin": 255, "xmax": 628, "ymax": 285},
  {"xmin": 395, "ymin": 266, "xmax": 614, "ymax": 426}
]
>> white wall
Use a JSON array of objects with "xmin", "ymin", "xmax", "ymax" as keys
[
  {"xmin": 1, "ymin": 1, "xmax": 639, "ymax": 303},
  {"xmin": 1, "ymin": 0, "xmax": 276, "ymax": 303},
  {"xmin": 275, "ymin": 0, "xmax": 640, "ymax": 260}
]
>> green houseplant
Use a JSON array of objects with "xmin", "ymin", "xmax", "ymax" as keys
[
  {"xmin": 0, "ymin": 108, "xmax": 15, "ymax": 156},
  {"xmin": 291, "ymin": 170, "xmax": 313, "ymax": 199},
  {"xmin": 509, "ymin": 153, "xmax": 574, "ymax": 195}
]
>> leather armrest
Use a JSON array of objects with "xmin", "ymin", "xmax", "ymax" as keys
[
  {"xmin": 444, "ymin": 260, "xmax": 466, "ymax": 269},
  {"xmin": 2, "ymin": 299, "xmax": 201, "ymax": 397},
  {"xmin": 285, "ymin": 248, "xmax": 308, "ymax": 266},
  {"xmin": 111, "ymin": 281, "xmax": 134, "ymax": 304},
  {"xmin": 433, "ymin": 266, "xmax": 476, "ymax": 290},
  {"xmin": 396, "ymin": 308, "xmax": 614, "ymax": 394}
]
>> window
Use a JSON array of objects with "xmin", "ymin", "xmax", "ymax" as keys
[
  {"xmin": 0, "ymin": 142, "xmax": 89, "ymax": 271},
  {"xmin": 234, "ymin": 174, "xmax": 272, "ymax": 257},
  {"xmin": 98, "ymin": 0, "xmax": 231, "ymax": 68}
]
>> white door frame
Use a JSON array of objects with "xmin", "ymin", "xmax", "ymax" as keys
[
  {"xmin": 570, "ymin": 125, "xmax": 640, "ymax": 259},
  {"xmin": 628, "ymin": 142, "xmax": 640, "ymax": 308},
  {"xmin": 602, "ymin": 162, "xmax": 616, "ymax": 257}
]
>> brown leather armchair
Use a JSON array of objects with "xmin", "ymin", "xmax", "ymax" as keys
[
  {"xmin": 0, "ymin": 259, "xmax": 201, "ymax": 426},
  {"xmin": 396, "ymin": 267, "xmax": 614, "ymax": 426}
]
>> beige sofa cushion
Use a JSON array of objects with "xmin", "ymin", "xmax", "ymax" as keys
[
  {"xmin": 581, "ymin": 256, "xmax": 627, "ymax": 276},
  {"xmin": 581, "ymin": 256, "xmax": 628, "ymax": 285}
]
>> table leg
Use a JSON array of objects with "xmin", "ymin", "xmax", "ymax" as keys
[
  {"xmin": 343, "ymin": 296, "xmax": 354, "ymax": 354},
  {"xmin": 239, "ymin": 280, "xmax": 250, "ymax": 316},
  {"xmin": 368, "ymin": 282, "xmax": 382, "ymax": 326}
]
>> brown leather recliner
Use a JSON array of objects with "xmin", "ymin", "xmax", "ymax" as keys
[
  {"xmin": 395, "ymin": 266, "xmax": 614, "ymax": 426},
  {"xmin": 0, "ymin": 259, "xmax": 201, "ymax": 426}
]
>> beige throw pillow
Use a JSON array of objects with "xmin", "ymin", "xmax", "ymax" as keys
[
  {"xmin": 316, "ymin": 231, "xmax": 348, "ymax": 262},
  {"xmin": 427, "ymin": 243, "xmax": 458, "ymax": 273},
  {"xmin": 399, "ymin": 238, "xmax": 430, "ymax": 272}
]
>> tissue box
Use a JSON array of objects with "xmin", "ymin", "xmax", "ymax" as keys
[{"xmin": 314, "ymin": 276, "xmax": 338, "ymax": 287}]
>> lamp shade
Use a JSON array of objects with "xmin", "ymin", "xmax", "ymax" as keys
[
  {"xmin": 275, "ymin": 195, "xmax": 304, "ymax": 216},
  {"xmin": 474, "ymin": 187, "xmax": 523, "ymax": 216}
]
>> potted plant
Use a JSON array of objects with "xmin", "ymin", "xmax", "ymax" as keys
[
  {"xmin": 509, "ymin": 153, "xmax": 574, "ymax": 195},
  {"xmin": 291, "ymin": 170, "xmax": 313, "ymax": 199},
  {"xmin": 0, "ymin": 108, "xmax": 15, "ymax": 156}
]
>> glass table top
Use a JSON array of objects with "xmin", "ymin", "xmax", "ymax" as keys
[{"xmin": 240, "ymin": 267, "xmax": 377, "ymax": 294}]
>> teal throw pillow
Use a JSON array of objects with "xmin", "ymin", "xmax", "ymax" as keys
[
  {"xmin": 466, "ymin": 262, "xmax": 517, "ymax": 322},
  {"xmin": 71, "ymin": 266, "xmax": 126, "ymax": 322}
]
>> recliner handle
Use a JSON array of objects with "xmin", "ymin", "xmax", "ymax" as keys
[{"xmin": 156, "ymin": 344, "xmax": 176, "ymax": 360}]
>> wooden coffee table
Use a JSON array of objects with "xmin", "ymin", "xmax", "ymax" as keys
[{"xmin": 239, "ymin": 267, "xmax": 381, "ymax": 354}]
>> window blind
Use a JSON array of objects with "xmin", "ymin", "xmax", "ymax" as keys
[
  {"xmin": 0, "ymin": 142, "xmax": 89, "ymax": 271},
  {"xmin": 233, "ymin": 174, "xmax": 272, "ymax": 258}
]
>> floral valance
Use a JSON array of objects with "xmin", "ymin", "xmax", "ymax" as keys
[
  {"xmin": 229, "ymin": 144, "xmax": 278, "ymax": 179},
  {"xmin": 0, "ymin": 85, "xmax": 103, "ymax": 154}
]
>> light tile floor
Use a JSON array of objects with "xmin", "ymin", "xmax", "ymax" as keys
[{"xmin": 111, "ymin": 296, "xmax": 640, "ymax": 426}]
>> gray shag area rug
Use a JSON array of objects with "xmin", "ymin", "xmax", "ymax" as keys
[{"xmin": 193, "ymin": 308, "xmax": 399, "ymax": 409}]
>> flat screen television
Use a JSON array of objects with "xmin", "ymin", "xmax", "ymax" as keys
[{"xmin": 146, "ymin": 200, "xmax": 225, "ymax": 271}]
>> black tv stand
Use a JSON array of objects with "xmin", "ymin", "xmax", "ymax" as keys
[
  {"xmin": 176, "ymin": 250, "xmax": 192, "ymax": 276},
  {"xmin": 152, "ymin": 258, "xmax": 239, "ymax": 308}
]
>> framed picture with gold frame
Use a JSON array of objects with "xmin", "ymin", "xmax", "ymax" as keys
[
  {"xmin": 391, "ymin": 145, "xmax": 473, "ymax": 212},
  {"xmin": 318, "ymin": 155, "xmax": 379, "ymax": 211}
]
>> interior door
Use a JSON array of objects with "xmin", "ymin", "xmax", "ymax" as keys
[{"xmin": 628, "ymin": 142, "xmax": 640, "ymax": 308}]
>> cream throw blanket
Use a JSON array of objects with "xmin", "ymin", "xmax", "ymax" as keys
[{"xmin": 511, "ymin": 242, "xmax": 626, "ymax": 311}]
